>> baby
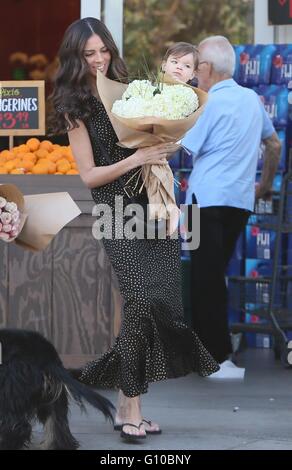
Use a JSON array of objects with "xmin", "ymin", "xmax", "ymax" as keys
[
  {"xmin": 161, "ymin": 43, "xmax": 198, "ymax": 234},
  {"xmin": 161, "ymin": 42, "xmax": 198, "ymax": 85}
]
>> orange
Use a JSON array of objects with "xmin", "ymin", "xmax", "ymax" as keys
[
  {"xmin": 10, "ymin": 168, "xmax": 25, "ymax": 174},
  {"xmin": 13, "ymin": 158, "xmax": 22, "ymax": 167},
  {"xmin": 15, "ymin": 152, "xmax": 26, "ymax": 160},
  {"xmin": 17, "ymin": 144, "xmax": 30, "ymax": 153},
  {"xmin": 1, "ymin": 150, "xmax": 14, "ymax": 161},
  {"xmin": 1, "ymin": 150, "xmax": 12, "ymax": 159},
  {"xmin": 71, "ymin": 162, "xmax": 77, "ymax": 170},
  {"xmin": 26, "ymin": 138, "xmax": 40, "ymax": 152},
  {"xmin": 56, "ymin": 162, "xmax": 70, "ymax": 174},
  {"xmin": 35, "ymin": 149, "xmax": 49, "ymax": 159},
  {"xmin": 36, "ymin": 159, "xmax": 51, "ymax": 173},
  {"xmin": 66, "ymin": 169, "xmax": 79, "ymax": 175},
  {"xmin": 0, "ymin": 167, "xmax": 8, "ymax": 174},
  {"xmin": 48, "ymin": 162, "xmax": 57, "ymax": 174},
  {"xmin": 32, "ymin": 164, "xmax": 49, "ymax": 175},
  {"xmin": 23, "ymin": 152, "xmax": 37, "ymax": 163},
  {"xmin": 40, "ymin": 140, "xmax": 54, "ymax": 152},
  {"xmin": 4, "ymin": 161, "xmax": 16, "ymax": 171},
  {"xmin": 57, "ymin": 158, "xmax": 71, "ymax": 166},
  {"xmin": 47, "ymin": 150, "xmax": 63, "ymax": 162},
  {"xmin": 20, "ymin": 160, "xmax": 34, "ymax": 171}
]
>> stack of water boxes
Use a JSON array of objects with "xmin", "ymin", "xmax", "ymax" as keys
[
  {"xmin": 233, "ymin": 44, "xmax": 291, "ymax": 347},
  {"xmin": 170, "ymin": 44, "xmax": 292, "ymax": 342},
  {"xmin": 168, "ymin": 151, "xmax": 192, "ymax": 325}
]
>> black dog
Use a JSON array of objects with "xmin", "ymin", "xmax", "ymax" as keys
[{"xmin": 0, "ymin": 329, "xmax": 114, "ymax": 450}]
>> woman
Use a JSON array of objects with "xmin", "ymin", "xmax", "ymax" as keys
[{"xmin": 49, "ymin": 17, "xmax": 219, "ymax": 442}]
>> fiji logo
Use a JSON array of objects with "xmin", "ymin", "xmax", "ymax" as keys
[
  {"xmin": 256, "ymin": 232, "xmax": 270, "ymax": 247},
  {"xmin": 273, "ymin": 54, "xmax": 292, "ymax": 78},
  {"xmin": 264, "ymin": 103, "xmax": 278, "ymax": 119},
  {"xmin": 281, "ymin": 63, "xmax": 292, "ymax": 79},
  {"xmin": 240, "ymin": 53, "xmax": 260, "ymax": 76}
]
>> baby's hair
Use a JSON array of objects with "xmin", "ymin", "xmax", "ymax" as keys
[{"xmin": 163, "ymin": 42, "xmax": 199, "ymax": 70}]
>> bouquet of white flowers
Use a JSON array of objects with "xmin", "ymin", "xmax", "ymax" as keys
[
  {"xmin": 112, "ymin": 79, "xmax": 199, "ymax": 120},
  {"xmin": 0, "ymin": 189, "xmax": 26, "ymax": 242},
  {"xmin": 96, "ymin": 71, "xmax": 207, "ymax": 230},
  {"xmin": 0, "ymin": 184, "xmax": 81, "ymax": 251}
]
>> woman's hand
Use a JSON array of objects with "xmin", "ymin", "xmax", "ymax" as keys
[{"xmin": 131, "ymin": 143, "xmax": 180, "ymax": 166}]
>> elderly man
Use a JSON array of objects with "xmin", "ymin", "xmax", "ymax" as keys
[{"xmin": 182, "ymin": 36, "xmax": 281, "ymax": 372}]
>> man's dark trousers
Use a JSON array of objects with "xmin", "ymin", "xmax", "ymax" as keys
[{"xmin": 188, "ymin": 202, "xmax": 250, "ymax": 363}]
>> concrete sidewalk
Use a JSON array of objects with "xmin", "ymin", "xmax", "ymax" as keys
[{"xmin": 35, "ymin": 349, "xmax": 292, "ymax": 450}]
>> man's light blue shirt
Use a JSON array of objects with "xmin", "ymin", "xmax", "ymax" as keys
[{"xmin": 182, "ymin": 79, "xmax": 275, "ymax": 210}]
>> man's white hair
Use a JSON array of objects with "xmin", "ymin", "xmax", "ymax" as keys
[{"xmin": 198, "ymin": 36, "xmax": 235, "ymax": 76}]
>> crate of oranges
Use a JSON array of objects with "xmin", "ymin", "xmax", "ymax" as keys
[{"xmin": 0, "ymin": 138, "xmax": 79, "ymax": 175}]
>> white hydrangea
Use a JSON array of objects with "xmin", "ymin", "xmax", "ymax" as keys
[
  {"xmin": 112, "ymin": 80, "xmax": 199, "ymax": 120},
  {"xmin": 123, "ymin": 80, "xmax": 156, "ymax": 101}
]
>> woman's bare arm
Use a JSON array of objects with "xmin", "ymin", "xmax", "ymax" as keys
[{"xmin": 68, "ymin": 120, "xmax": 178, "ymax": 189}]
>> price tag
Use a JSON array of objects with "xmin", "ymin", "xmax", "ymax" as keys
[{"xmin": 0, "ymin": 81, "xmax": 45, "ymax": 136}]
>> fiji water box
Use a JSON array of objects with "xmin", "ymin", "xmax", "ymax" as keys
[
  {"xmin": 255, "ymin": 84, "xmax": 289, "ymax": 128},
  {"xmin": 244, "ymin": 312, "xmax": 271, "ymax": 348},
  {"xmin": 245, "ymin": 258, "xmax": 273, "ymax": 277},
  {"xmin": 180, "ymin": 147, "xmax": 193, "ymax": 170},
  {"xmin": 172, "ymin": 169, "xmax": 181, "ymax": 205},
  {"xmin": 271, "ymin": 44, "xmax": 292, "ymax": 85},
  {"xmin": 256, "ymin": 334, "xmax": 271, "ymax": 348},
  {"xmin": 245, "ymin": 225, "xmax": 279, "ymax": 260},
  {"xmin": 226, "ymin": 257, "xmax": 243, "ymax": 277},
  {"xmin": 233, "ymin": 45, "xmax": 245, "ymax": 83},
  {"xmin": 238, "ymin": 44, "xmax": 277, "ymax": 86},
  {"xmin": 172, "ymin": 170, "xmax": 191, "ymax": 205},
  {"xmin": 257, "ymin": 129, "xmax": 287, "ymax": 170},
  {"xmin": 169, "ymin": 147, "xmax": 194, "ymax": 171},
  {"xmin": 285, "ymin": 110, "xmax": 292, "ymax": 168},
  {"xmin": 245, "ymin": 332, "xmax": 271, "ymax": 348},
  {"xmin": 281, "ymin": 235, "xmax": 292, "ymax": 313},
  {"xmin": 249, "ymin": 172, "xmax": 282, "ymax": 225},
  {"xmin": 228, "ymin": 306, "xmax": 241, "ymax": 326},
  {"xmin": 255, "ymin": 171, "xmax": 282, "ymax": 191},
  {"xmin": 245, "ymin": 258, "xmax": 283, "ymax": 309},
  {"xmin": 177, "ymin": 171, "xmax": 191, "ymax": 205},
  {"xmin": 169, "ymin": 150, "xmax": 181, "ymax": 170},
  {"xmin": 228, "ymin": 233, "xmax": 245, "ymax": 261}
]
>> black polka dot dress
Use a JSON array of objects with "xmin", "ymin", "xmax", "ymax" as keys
[{"xmin": 79, "ymin": 96, "xmax": 219, "ymax": 397}]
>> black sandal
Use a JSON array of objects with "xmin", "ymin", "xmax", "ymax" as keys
[
  {"xmin": 142, "ymin": 418, "xmax": 162, "ymax": 435},
  {"xmin": 115, "ymin": 419, "xmax": 162, "ymax": 435},
  {"xmin": 120, "ymin": 422, "xmax": 147, "ymax": 442}
]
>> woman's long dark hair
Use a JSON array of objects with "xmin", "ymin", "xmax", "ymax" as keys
[{"xmin": 48, "ymin": 17, "xmax": 128, "ymax": 135}]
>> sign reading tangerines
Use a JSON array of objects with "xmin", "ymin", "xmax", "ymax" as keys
[{"xmin": 0, "ymin": 81, "xmax": 45, "ymax": 136}]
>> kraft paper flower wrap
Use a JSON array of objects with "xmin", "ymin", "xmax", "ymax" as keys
[
  {"xmin": 0, "ymin": 184, "xmax": 81, "ymax": 251},
  {"xmin": 96, "ymin": 71, "xmax": 208, "ymax": 230}
]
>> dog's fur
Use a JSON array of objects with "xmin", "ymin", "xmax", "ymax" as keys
[{"xmin": 0, "ymin": 329, "xmax": 114, "ymax": 450}]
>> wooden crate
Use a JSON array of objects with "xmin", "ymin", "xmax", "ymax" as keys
[{"xmin": 0, "ymin": 175, "xmax": 122, "ymax": 367}]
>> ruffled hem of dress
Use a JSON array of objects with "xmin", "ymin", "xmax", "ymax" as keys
[{"xmin": 79, "ymin": 328, "xmax": 220, "ymax": 397}]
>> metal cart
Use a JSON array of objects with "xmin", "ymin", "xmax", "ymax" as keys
[{"xmin": 228, "ymin": 170, "xmax": 292, "ymax": 365}]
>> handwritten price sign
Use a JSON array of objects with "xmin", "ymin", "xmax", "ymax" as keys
[
  {"xmin": 0, "ymin": 112, "xmax": 30, "ymax": 129},
  {"xmin": 0, "ymin": 81, "xmax": 45, "ymax": 136},
  {"xmin": 269, "ymin": 0, "xmax": 292, "ymax": 24}
]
